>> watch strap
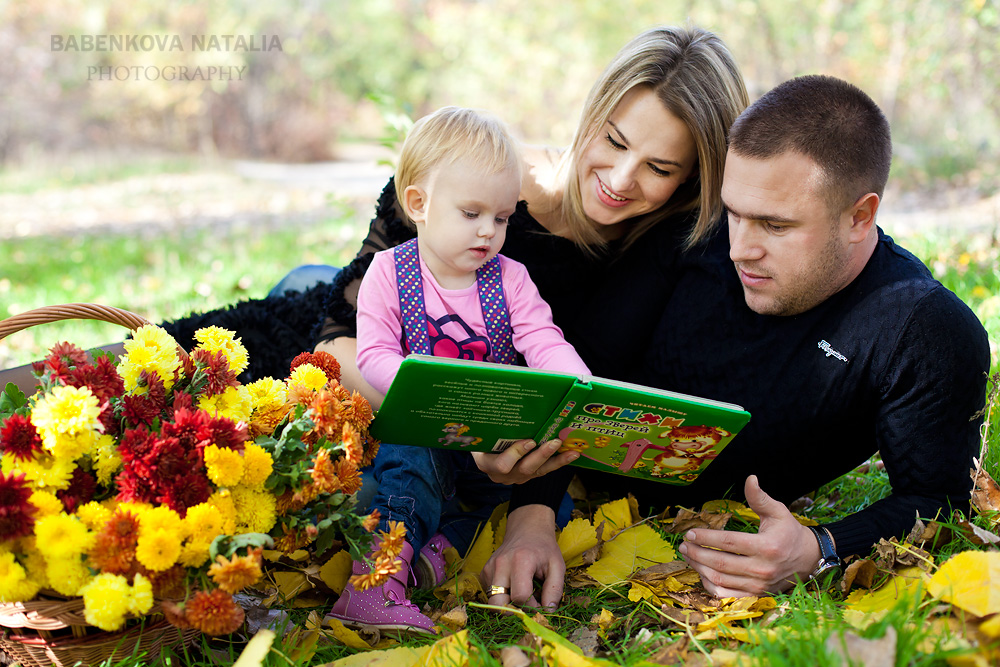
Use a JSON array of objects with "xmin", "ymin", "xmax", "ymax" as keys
[{"xmin": 808, "ymin": 525, "xmax": 840, "ymax": 566}]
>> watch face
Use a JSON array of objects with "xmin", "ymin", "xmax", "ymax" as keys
[{"xmin": 808, "ymin": 562, "xmax": 842, "ymax": 589}]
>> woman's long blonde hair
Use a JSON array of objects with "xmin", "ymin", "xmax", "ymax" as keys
[{"xmin": 556, "ymin": 26, "xmax": 748, "ymax": 253}]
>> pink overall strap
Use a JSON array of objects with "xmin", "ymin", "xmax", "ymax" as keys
[{"xmin": 393, "ymin": 239, "xmax": 517, "ymax": 365}]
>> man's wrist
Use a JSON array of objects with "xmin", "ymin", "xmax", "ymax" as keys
[{"xmin": 807, "ymin": 525, "xmax": 842, "ymax": 582}]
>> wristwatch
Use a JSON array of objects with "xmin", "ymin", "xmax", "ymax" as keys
[{"xmin": 807, "ymin": 525, "xmax": 842, "ymax": 583}]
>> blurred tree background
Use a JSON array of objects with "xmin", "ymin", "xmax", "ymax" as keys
[{"xmin": 1, "ymin": 0, "xmax": 998, "ymax": 193}]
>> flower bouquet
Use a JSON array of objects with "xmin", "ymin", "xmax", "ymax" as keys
[{"xmin": 0, "ymin": 310, "xmax": 381, "ymax": 667}]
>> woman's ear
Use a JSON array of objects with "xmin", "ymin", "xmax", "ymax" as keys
[{"xmin": 402, "ymin": 185, "xmax": 429, "ymax": 225}]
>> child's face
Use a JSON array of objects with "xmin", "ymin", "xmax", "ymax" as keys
[{"xmin": 406, "ymin": 159, "xmax": 520, "ymax": 289}]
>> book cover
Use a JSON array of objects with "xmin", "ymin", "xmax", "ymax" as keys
[{"xmin": 370, "ymin": 355, "xmax": 751, "ymax": 485}]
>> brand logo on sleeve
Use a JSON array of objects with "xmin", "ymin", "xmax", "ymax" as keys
[{"xmin": 818, "ymin": 340, "xmax": 849, "ymax": 363}]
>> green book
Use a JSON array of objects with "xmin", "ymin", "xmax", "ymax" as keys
[{"xmin": 370, "ymin": 355, "xmax": 751, "ymax": 485}]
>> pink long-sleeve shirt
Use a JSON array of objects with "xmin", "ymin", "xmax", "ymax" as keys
[{"xmin": 356, "ymin": 249, "xmax": 590, "ymax": 395}]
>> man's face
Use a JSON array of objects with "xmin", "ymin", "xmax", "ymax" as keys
[{"xmin": 722, "ymin": 151, "xmax": 856, "ymax": 316}]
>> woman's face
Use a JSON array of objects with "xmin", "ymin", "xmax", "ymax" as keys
[{"xmin": 576, "ymin": 86, "xmax": 698, "ymax": 227}]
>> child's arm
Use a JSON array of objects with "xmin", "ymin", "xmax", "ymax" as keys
[
  {"xmin": 501, "ymin": 257, "xmax": 591, "ymax": 375},
  {"xmin": 355, "ymin": 252, "xmax": 408, "ymax": 396}
]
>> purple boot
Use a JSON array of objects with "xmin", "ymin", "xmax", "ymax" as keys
[
  {"xmin": 327, "ymin": 542, "xmax": 436, "ymax": 634},
  {"xmin": 413, "ymin": 533, "xmax": 453, "ymax": 590}
]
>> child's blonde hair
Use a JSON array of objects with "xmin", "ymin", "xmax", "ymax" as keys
[{"xmin": 395, "ymin": 106, "xmax": 522, "ymax": 208}]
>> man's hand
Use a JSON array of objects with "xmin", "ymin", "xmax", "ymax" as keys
[
  {"xmin": 481, "ymin": 504, "xmax": 565, "ymax": 609},
  {"xmin": 678, "ymin": 475, "xmax": 822, "ymax": 597},
  {"xmin": 471, "ymin": 439, "xmax": 578, "ymax": 485}
]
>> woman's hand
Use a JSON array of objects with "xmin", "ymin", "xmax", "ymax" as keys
[
  {"xmin": 481, "ymin": 504, "xmax": 565, "ymax": 609},
  {"xmin": 471, "ymin": 439, "xmax": 579, "ymax": 485}
]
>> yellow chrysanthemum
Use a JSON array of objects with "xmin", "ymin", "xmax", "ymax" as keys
[
  {"xmin": 30, "ymin": 385, "xmax": 103, "ymax": 459},
  {"xmin": 240, "ymin": 443, "xmax": 273, "ymax": 489},
  {"xmin": 288, "ymin": 363, "xmax": 327, "ymax": 393},
  {"xmin": 179, "ymin": 539, "xmax": 213, "ymax": 568},
  {"xmin": 194, "ymin": 326, "xmax": 250, "ymax": 375},
  {"xmin": 13, "ymin": 451, "xmax": 76, "ymax": 491},
  {"xmin": 118, "ymin": 325, "xmax": 181, "ymax": 393},
  {"xmin": 90, "ymin": 433, "xmax": 122, "ymax": 485},
  {"xmin": 80, "ymin": 573, "xmax": 131, "ymax": 631},
  {"xmin": 207, "ymin": 490, "xmax": 237, "ymax": 536},
  {"xmin": 198, "ymin": 386, "xmax": 252, "ymax": 423},
  {"xmin": 137, "ymin": 506, "xmax": 183, "ymax": 538},
  {"xmin": 75, "ymin": 501, "xmax": 113, "ymax": 532},
  {"xmin": 136, "ymin": 529, "xmax": 181, "ymax": 571},
  {"xmin": 129, "ymin": 573, "xmax": 154, "ymax": 616},
  {"xmin": 183, "ymin": 502, "xmax": 225, "ymax": 544},
  {"xmin": 20, "ymin": 540, "xmax": 49, "ymax": 590},
  {"xmin": 45, "ymin": 556, "xmax": 92, "ymax": 596},
  {"xmin": 203, "ymin": 444, "xmax": 245, "ymax": 487},
  {"xmin": 34, "ymin": 513, "xmax": 93, "ymax": 560},
  {"xmin": 29, "ymin": 490, "xmax": 63, "ymax": 517},
  {"xmin": 0, "ymin": 549, "xmax": 41, "ymax": 603},
  {"xmin": 246, "ymin": 377, "xmax": 287, "ymax": 411},
  {"xmin": 231, "ymin": 486, "xmax": 277, "ymax": 534}
]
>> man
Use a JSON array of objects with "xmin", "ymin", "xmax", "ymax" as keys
[{"xmin": 478, "ymin": 74, "xmax": 990, "ymax": 606}]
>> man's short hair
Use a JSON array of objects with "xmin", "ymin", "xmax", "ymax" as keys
[{"xmin": 729, "ymin": 75, "xmax": 891, "ymax": 214}]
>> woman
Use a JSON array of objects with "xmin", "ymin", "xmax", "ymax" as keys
[{"xmin": 312, "ymin": 25, "xmax": 747, "ymax": 408}]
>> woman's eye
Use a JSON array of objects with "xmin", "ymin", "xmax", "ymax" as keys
[
  {"xmin": 605, "ymin": 133, "xmax": 626, "ymax": 150},
  {"xmin": 649, "ymin": 164, "xmax": 671, "ymax": 177}
]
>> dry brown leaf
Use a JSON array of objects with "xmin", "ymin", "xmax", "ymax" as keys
[
  {"xmin": 658, "ymin": 605, "xmax": 708, "ymax": 629},
  {"xmin": 435, "ymin": 604, "xmax": 468, "ymax": 631},
  {"xmin": 663, "ymin": 589, "xmax": 723, "ymax": 613},
  {"xmin": 971, "ymin": 466, "xmax": 1000, "ymax": 516},
  {"xmin": 645, "ymin": 635, "xmax": 691, "ymax": 665},
  {"xmin": 566, "ymin": 595, "xmax": 593, "ymax": 607},
  {"xmin": 788, "ymin": 496, "xmax": 814, "ymax": 513},
  {"xmin": 841, "ymin": 559, "xmax": 879, "ymax": 593},
  {"xmin": 825, "ymin": 626, "xmax": 897, "ymax": 667},
  {"xmin": 531, "ymin": 611, "xmax": 553, "ymax": 630},
  {"xmin": 500, "ymin": 645, "xmax": 532, "ymax": 667},
  {"xmin": 906, "ymin": 515, "xmax": 953, "ymax": 550},
  {"xmin": 955, "ymin": 518, "xmax": 1000, "ymax": 546},
  {"xmin": 874, "ymin": 538, "xmax": 933, "ymax": 572},
  {"xmin": 664, "ymin": 507, "xmax": 732, "ymax": 535},
  {"xmin": 568, "ymin": 626, "xmax": 600, "ymax": 656},
  {"xmin": 566, "ymin": 569, "xmax": 600, "ymax": 589}
]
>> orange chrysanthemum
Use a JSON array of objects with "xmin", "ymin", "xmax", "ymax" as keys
[
  {"xmin": 310, "ymin": 449, "xmax": 341, "ymax": 495},
  {"xmin": 373, "ymin": 520, "xmax": 406, "ymax": 561},
  {"xmin": 161, "ymin": 599, "xmax": 192, "ymax": 629},
  {"xmin": 343, "ymin": 390, "xmax": 374, "ymax": 430},
  {"xmin": 88, "ymin": 509, "xmax": 140, "ymax": 575},
  {"xmin": 361, "ymin": 435, "xmax": 380, "ymax": 468},
  {"xmin": 329, "ymin": 382, "xmax": 351, "ymax": 402},
  {"xmin": 272, "ymin": 522, "xmax": 311, "ymax": 552},
  {"xmin": 184, "ymin": 588, "xmax": 245, "ymax": 636},
  {"xmin": 208, "ymin": 547, "xmax": 263, "ymax": 594},
  {"xmin": 308, "ymin": 389, "xmax": 346, "ymax": 439},
  {"xmin": 334, "ymin": 458, "xmax": 362, "ymax": 495},
  {"xmin": 362, "ymin": 509, "xmax": 381, "ymax": 533},
  {"xmin": 286, "ymin": 382, "xmax": 317, "ymax": 407},
  {"xmin": 347, "ymin": 553, "xmax": 400, "ymax": 592},
  {"xmin": 341, "ymin": 423, "xmax": 363, "ymax": 465},
  {"xmin": 144, "ymin": 564, "xmax": 187, "ymax": 599},
  {"xmin": 248, "ymin": 406, "xmax": 287, "ymax": 438}
]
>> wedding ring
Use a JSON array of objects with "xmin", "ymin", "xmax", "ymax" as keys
[{"xmin": 489, "ymin": 585, "xmax": 509, "ymax": 596}]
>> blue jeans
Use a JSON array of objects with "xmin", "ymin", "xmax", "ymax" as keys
[
  {"xmin": 371, "ymin": 443, "xmax": 512, "ymax": 555},
  {"xmin": 268, "ymin": 264, "xmax": 341, "ymax": 297}
]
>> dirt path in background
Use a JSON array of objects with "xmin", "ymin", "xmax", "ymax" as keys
[{"xmin": 0, "ymin": 148, "xmax": 997, "ymax": 241}]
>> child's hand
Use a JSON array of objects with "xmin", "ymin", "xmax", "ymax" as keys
[{"xmin": 471, "ymin": 439, "xmax": 579, "ymax": 485}]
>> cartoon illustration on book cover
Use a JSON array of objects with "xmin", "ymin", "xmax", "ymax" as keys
[{"xmin": 437, "ymin": 422, "xmax": 482, "ymax": 447}]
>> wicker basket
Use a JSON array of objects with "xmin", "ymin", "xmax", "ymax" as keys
[
  {"xmin": 0, "ymin": 595, "xmax": 200, "ymax": 667},
  {"xmin": 0, "ymin": 305, "xmax": 198, "ymax": 667}
]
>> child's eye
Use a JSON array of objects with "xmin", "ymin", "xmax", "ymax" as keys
[
  {"xmin": 462, "ymin": 210, "xmax": 479, "ymax": 219},
  {"xmin": 605, "ymin": 133, "xmax": 626, "ymax": 150},
  {"xmin": 495, "ymin": 216, "xmax": 510, "ymax": 225}
]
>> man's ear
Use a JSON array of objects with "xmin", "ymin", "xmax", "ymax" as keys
[
  {"xmin": 402, "ymin": 185, "xmax": 428, "ymax": 225},
  {"xmin": 847, "ymin": 192, "xmax": 879, "ymax": 243}
]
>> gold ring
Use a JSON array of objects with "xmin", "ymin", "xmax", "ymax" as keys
[{"xmin": 489, "ymin": 585, "xmax": 509, "ymax": 596}]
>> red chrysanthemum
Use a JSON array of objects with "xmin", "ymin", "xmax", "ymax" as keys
[
  {"xmin": 32, "ymin": 356, "xmax": 72, "ymax": 385},
  {"xmin": 57, "ymin": 466, "xmax": 97, "ymax": 514},
  {"xmin": 0, "ymin": 472, "xmax": 36, "ymax": 541},
  {"xmin": 203, "ymin": 414, "xmax": 248, "ymax": 453},
  {"xmin": 289, "ymin": 351, "xmax": 342, "ymax": 383},
  {"xmin": 0, "ymin": 414, "xmax": 43, "ymax": 462},
  {"xmin": 184, "ymin": 589, "xmax": 245, "ymax": 636},
  {"xmin": 162, "ymin": 405, "xmax": 213, "ymax": 452},
  {"xmin": 191, "ymin": 349, "xmax": 239, "ymax": 396},
  {"xmin": 48, "ymin": 341, "xmax": 89, "ymax": 367}
]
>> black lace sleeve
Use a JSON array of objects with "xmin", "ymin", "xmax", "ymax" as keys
[{"xmin": 314, "ymin": 177, "xmax": 416, "ymax": 344}]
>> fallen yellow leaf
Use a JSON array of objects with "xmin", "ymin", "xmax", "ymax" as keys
[
  {"xmin": 418, "ymin": 629, "xmax": 470, "ymax": 666},
  {"xmin": 587, "ymin": 524, "xmax": 676, "ymax": 586},
  {"xmin": 593, "ymin": 498, "xmax": 634, "ymax": 540},
  {"xmin": 558, "ymin": 517, "xmax": 599, "ymax": 567},
  {"xmin": 461, "ymin": 521, "xmax": 494, "ymax": 576},
  {"xmin": 232, "ymin": 629, "xmax": 275, "ymax": 667},
  {"xmin": 928, "ymin": 551, "xmax": 1000, "ymax": 617},
  {"xmin": 322, "ymin": 616, "xmax": 398, "ymax": 651},
  {"xmin": 320, "ymin": 550, "xmax": 353, "ymax": 595},
  {"xmin": 271, "ymin": 570, "xmax": 312, "ymax": 603},
  {"xmin": 843, "ymin": 567, "xmax": 927, "ymax": 628}
]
